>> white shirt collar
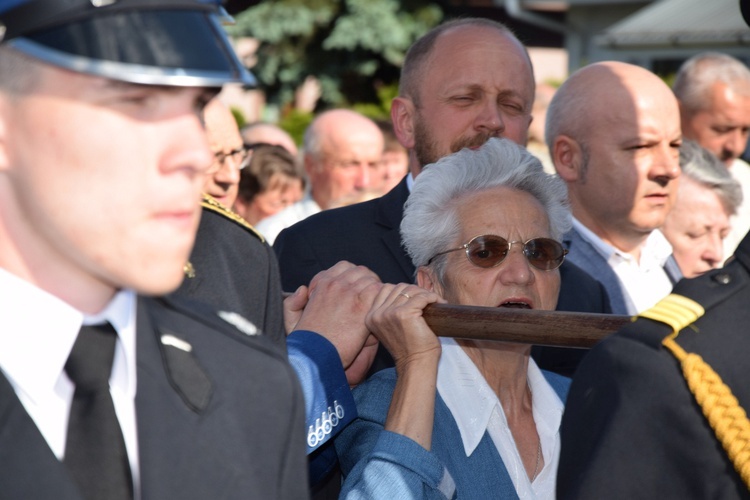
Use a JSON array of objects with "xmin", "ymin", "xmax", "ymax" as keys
[
  {"xmin": 436, "ymin": 337, "xmax": 564, "ymax": 457},
  {"xmin": 87, "ymin": 288, "xmax": 138, "ymax": 401},
  {"xmin": 0, "ymin": 267, "xmax": 83, "ymax": 405},
  {"xmin": 0, "ymin": 267, "xmax": 138, "ymax": 405},
  {"xmin": 639, "ymin": 229, "xmax": 674, "ymax": 268},
  {"xmin": 406, "ymin": 172, "xmax": 415, "ymax": 193}
]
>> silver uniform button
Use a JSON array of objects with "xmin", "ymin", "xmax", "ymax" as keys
[
  {"xmin": 218, "ymin": 311, "xmax": 259, "ymax": 336},
  {"xmin": 711, "ymin": 273, "xmax": 731, "ymax": 285}
]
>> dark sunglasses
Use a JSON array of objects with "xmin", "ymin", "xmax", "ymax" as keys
[{"xmin": 428, "ymin": 234, "xmax": 568, "ymax": 271}]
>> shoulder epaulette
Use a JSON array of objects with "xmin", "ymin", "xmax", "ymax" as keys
[
  {"xmin": 638, "ymin": 293, "xmax": 704, "ymax": 332},
  {"xmin": 200, "ymin": 194, "xmax": 266, "ymax": 244},
  {"xmin": 639, "ymin": 294, "xmax": 750, "ymax": 488}
]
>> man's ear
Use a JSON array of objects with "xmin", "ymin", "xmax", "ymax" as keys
[
  {"xmin": 391, "ymin": 96, "xmax": 416, "ymax": 150},
  {"xmin": 551, "ymin": 134, "xmax": 583, "ymax": 182}
]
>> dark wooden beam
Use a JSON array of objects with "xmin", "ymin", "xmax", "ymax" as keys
[{"xmin": 420, "ymin": 303, "xmax": 629, "ymax": 348}]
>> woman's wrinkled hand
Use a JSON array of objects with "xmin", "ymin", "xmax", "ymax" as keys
[{"xmin": 365, "ymin": 283, "xmax": 444, "ymax": 372}]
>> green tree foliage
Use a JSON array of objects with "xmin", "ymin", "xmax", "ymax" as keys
[{"xmin": 229, "ymin": 0, "xmax": 442, "ymax": 112}]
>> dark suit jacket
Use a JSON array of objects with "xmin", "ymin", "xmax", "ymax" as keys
[
  {"xmin": 558, "ymin": 234, "xmax": 750, "ymax": 499},
  {"xmin": 275, "ymin": 177, "xmax": 612, "ymax": 375},
  {"xmin": 175, "ymin": 195, "xmax": 285, "ymax": 351},
  {"xmin": 0, "ymin": 296, "xmax": 309, "ymax": 500}
]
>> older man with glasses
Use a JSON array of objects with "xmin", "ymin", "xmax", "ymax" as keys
[{"xmin": 203, "ymin": 98, "xmax": 249, "ymax": 208}]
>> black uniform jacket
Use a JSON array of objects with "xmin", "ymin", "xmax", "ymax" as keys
[
  {"xmin": 0, "ymin": 295, "xmax": 309, "ymax": 500},
  {"xmin": 558, "ymin": 233, "xmax": 750, "ymax": 499},
  {"xmin": 175, "ymin": 195, "xmax": 286, "ymax": 351}
]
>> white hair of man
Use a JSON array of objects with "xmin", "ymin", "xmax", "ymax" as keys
[
  {"xmin": 673, "ymin": 52, "xmax": 750, "ymax": 114},
  {"xmin": 680, "ymin": 139, "xmax": 743, "ymax": 214},
  {"xmin": 401, "ymin": 137, "xmax": 571, "ymax": 282}
]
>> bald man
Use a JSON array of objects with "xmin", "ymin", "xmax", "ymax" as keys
[
  {"xmin": 203, "ymin": 99, "xmax": 246, "ymax": 208},
  {"xmin": 559, "ymin": 13, "xmax": 750, "ymax": 498},
  {"xmin": 546, "ymin": 61, "xmax": 683, "ymax": 315},
  {"xmin": 241, "ymin": 122, "xmax": 299, "ymax": 157},
  {"xmin": 256, "ymin": 109, "xmax": 384, "ymax": 244}
]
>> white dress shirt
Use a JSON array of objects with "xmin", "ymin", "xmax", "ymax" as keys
[
  {"xmin": 0, "ymin": 268, "xmax": 141, "ymax": 496},
  {"xmin": 572, "ymin": 218, "xmax": 674, "ymax": 315},
  {"xmin": 437, "ymin": 337, "xmax": 563, "ymax": 499}
]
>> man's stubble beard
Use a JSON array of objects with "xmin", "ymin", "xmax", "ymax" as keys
[{"xmin": 412, "ymin": 112, "xmax": 498, "ymax": 169}]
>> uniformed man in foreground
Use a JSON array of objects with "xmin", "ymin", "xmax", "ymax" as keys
[
  {"xmin": 558, "ymin": 6, "xmax": 750, "ymax": 490},
  {"xmin": 0, "ymin": 1, "xmax": 308, "ymax": 498}
]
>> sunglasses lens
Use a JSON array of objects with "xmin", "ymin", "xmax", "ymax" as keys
[
  {"xmin": 466, "ymin": 236, "xmax": 510, "ymax": 268},
  {"xmin": 524, "ymin": 238, "xmax": 566, "ymax": 270}
]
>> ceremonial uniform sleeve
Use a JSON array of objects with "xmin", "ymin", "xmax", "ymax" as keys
[{"xmin": 286, "ymin": 330, "xmax": 356, "ymax": 454}]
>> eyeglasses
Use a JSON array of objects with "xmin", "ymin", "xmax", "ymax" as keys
[
  {"xmin": 207, "ymin": 146, "xmax": 248, "ymax": 174},
  {"xmin": 428, "ymin": 234, "xmax": 568, "ymax": 271}
]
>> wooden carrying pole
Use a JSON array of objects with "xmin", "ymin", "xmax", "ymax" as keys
[
  {"xmin": 420, "ymin": 304, "xmax": 631, "ymax": 349},
  {"xmin": 282, "ymin": 292, "xmax": 631, "ymax": 348}
]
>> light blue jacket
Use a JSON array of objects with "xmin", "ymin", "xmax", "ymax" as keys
[{"xmin": 336, "ymin": 368, "xmax": 570, "ymax": 499}]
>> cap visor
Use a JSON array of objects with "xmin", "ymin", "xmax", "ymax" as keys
[{"xmin": 8, "ymin": 8, "xmax": 256, "ymax": 87}]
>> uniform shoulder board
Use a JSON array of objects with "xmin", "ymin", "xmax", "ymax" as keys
[
  {"xmin": 200, "ymin": 194, "xmax": 266, "ymax": 244},
  {"xmin": 638, "ymin": 293, "xmax": 704, "ymax": 335}
]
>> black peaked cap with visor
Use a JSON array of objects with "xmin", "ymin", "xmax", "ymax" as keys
[{"xmin": 0, "ymin": 0, "xmax": 256, "ymax": 88}]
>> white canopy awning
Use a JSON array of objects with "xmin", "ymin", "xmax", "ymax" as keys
[{"xmin": 597, "ymin": 0, "xmax": 750, "ymax": 48}]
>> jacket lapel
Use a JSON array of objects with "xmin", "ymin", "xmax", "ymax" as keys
[
  {"xmin": 432, "ymin": 394, "xmax": 518, "ymax": 499},
  {"xmin": 564, "ymin": 229, "xmax": 630, "ymax": 315}
]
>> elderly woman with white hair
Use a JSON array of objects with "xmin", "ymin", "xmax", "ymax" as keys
[
  {"xmin": 335, "ymin": 137, "xmax": 572, "ymax": 499},
  {"xmin": 661, "ymin": 139, "xmax": 743, "ymax": 277}
]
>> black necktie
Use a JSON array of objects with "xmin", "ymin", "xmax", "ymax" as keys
[{"xmin": 63, "ymin": 323, "xmax": 134, "ymax": 500}]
